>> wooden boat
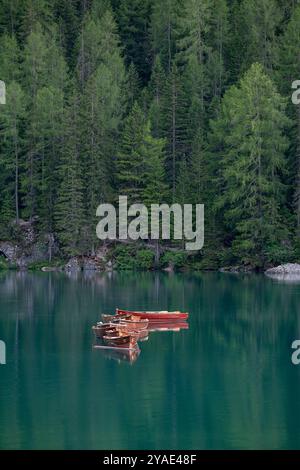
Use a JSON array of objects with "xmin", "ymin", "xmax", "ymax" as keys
[
  {"xmin": 101, "ymin": 313, "xmax": 130, "ymax": 323},
  {"xmin": 102, "ymin": 328, "xmax": 118, "ymax": 337},
  {"xmin": 119, "ymin": 317, "xmax": 148, "ymax": 330},
  {"xmin": 103, "ymin": 333, "xmax": 137, "ymax": 349},
  {"xmin": 92, "ymin": 323, "xmax": 114, "ymax": 338},
  {"xmin": 114, "ymin": 324, "xmax": 149, "ymax": 340},
  {"xmin": 116, "ymin": 308, "xmax": 189, "ymax": 321},
  {"xmin": 100, "ymin": 313, "xmax": 148, "ymax": 330}
]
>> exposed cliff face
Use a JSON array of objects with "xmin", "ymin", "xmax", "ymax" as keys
[
  {"xmin": 0, "ymin": 242, "xmax": 18, "ymax": 262},
  {"xmin": 0, "ymin": 219, "xmax": 59, "ymax": 268},
  {"xmin": 0, "ymin": 238, "xmax": 55, "ymax": 268}
]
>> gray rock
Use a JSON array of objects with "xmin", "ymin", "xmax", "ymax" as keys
[
  {"xmin": 265, "ymin": 263, "xmax": 300, "ymax": 274},
  {"xmin": 64, "ymin": 257, "xmax": 81, "ymax": 272},
  {"xmin": 163, "ymin": 263, "xmax": 174, "ymax": 272},
  {"xmin": 82, "ymin": 258, "xmax": 101, "ymax": 271},
  {"xmin": 219, "ymin": 265, "xmax": 253, "ymax": 273},
  {"xmin": 95, "ymin": 245, "xmax": 109, "ymax": 262},
  {"xmin": 105, "ymin": 259, "xmax": 113, "ymax": 271},
  {"xmin": 41, "ymin": 266, "xmax": 62, "ymax": 272}
]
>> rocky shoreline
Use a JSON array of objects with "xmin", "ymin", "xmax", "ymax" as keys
[{"xmin": 1, "ymin": 224, "xmax": 300, "ymax": 274}]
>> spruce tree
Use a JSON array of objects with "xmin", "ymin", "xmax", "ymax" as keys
[
  {"xmin": 77, "ymin": 7, "xmax": 123, "ymax": 88},
  {"xmin": 116, "ymin": 102, "xmax": 146, "ymax": 203},
  {"xmin": 22, "ymin": 23, "xmax": 68, "ymax": 225},
  {"xmin": 80, "ymin": 62, "xmax": 125, "ymax": 251},
  {"xmin": 0, "ymin": 81, "xmax": 25, "ymax": 229},
  {"xmin": 148, "ymin": 55, "xmax": 166, "ymax": 138},
  {"xmin": 0, "ymin": 33, "xmax": 20, "ymax": 82},
  {"xmin": 277, "ymin": 5, "xmax": 300, "ymax": 232},
  {"xmin": 150, "ymin": 0, "xmax": 181, "ymax": 73},
  {"xmin": 238, "ymin": 0, "xmax": 282, "ymax": 74},
  {"xmin": 162, "ymin": 63, "xmax": 187, "ymax": 200},
  {"xmin": 141, "ymin": 121, "xmax": 168, "ymax": 206},
  {"xmin": 117, "ymin": 0, "xmax": 152, "ymax": 82},
  {"xmin": 54, "ymin": 93, "xmax": 84, "ymax": 256}
]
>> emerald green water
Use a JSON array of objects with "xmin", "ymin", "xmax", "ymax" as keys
[{"xmin": 1, "ymin": 271, "xmax": 300, "ymax": 449}]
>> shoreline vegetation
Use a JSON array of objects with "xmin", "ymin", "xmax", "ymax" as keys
[
  {"xmin": 1, "ymin": 2, "xmax": 300, "ymax": 271},
  {"xmin": 0, "ymin": 223, "xmax": 296, "ymax": 273}
]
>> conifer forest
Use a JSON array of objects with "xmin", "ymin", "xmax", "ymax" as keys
[{"xmin": 1, "ymin": 0, "xmax": 300, "ymax": 271}]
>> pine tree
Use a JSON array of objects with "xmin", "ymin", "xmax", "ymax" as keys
[
  {"xmin": 117, "ymin": 0, "xmax": 152, "ymax": 82},
  {"xmin": 21, "ymin": 0, "xmax": 53, "ymax": 37},
  {"xmin": 0, "ymin": 33, "xmax": 20, "ymax": 82},
  {"xmin": 142, "ymin": 121, "xmax": 168, "ymax": 206},
  {"xmin": 23, "ymin": 22, "xmax": 50, "ymax": 96},
  {"xmin": 22, "ymin": 23, "xmax": 68, "ymax": 224},
  {"xmin": 54, "ymin": 93, "xmax": 84, "ymax": 256},
  {"xmin": 206, "ymin": 0, "xmax": 229, "ymax": 113},
  {"xmin": 212, "ymin": 63, "xmax": 290, "ymax": 267},
  {"xmin": 0, "ymin": 0, "xmax": 23, "ymax": 35},
  {"xmin": 78, "ymin": 8, "xmax": 126, "ymax": 251},
  {"xmin": 148, "ymin": 55, "xmax": 166, "ymax": 138},
  {"xmin": 52, "ymin": 0, "xmax": 81, "ymax": 65},
  {"xmin": 141, "ymin": 121, "xmax": 168, "ymax": 263},
  {"xmin": 80, "ymin": 61, "xmax": 125, "ymax": 251},
  {"xmin": 238, "ymin": 0, "xmax": 282, "ymax": 74},
  {"xmin": 76, "ymin": 7, "xmax": 123, "ymax": 88},
  {"xmin": 0, "ymin": 81, "xmax": 25, "ymax": 229},
  {"xmin": 277, "ymin": 5, "xmax": 300, "ymax": 231},
  {"xmin": 116, "ymin": 102, "xmax": 146, "ymax": 203},
  {"xmin": 162, "ymin": 62, "xmax": 187, "ymax": 199},
  {"xmin": 32, "ymin": 86, "xmax": 65, "ymax": 232},
  {"xmin": 125, "ymin": 62, "xmax": 141, "ymax": 110},
  {"xmin": 150, "ymin": 0, "xmax": 181, "ymax": 73},
  {"xmin": 117, "ymin": 101, "xmax": 169, "ymax": 205}
]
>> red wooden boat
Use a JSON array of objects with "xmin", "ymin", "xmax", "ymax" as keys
[
  {"xmin": 101, "ymin": 313, "xmax": 130, "ymax": 323},
  {"xmin": 119, "ymin": 318, "xmax": 148, "ymax": 330},
  {"xmin": 115, "ymin": 324, "xmax": 149, "ymax": 341},
  {"xmin": 116, "ymin": 308, "xmax": 189, "ymax": 321},
  {"xmin": 103, "ymin": 333, "xmax": 138, "ymax": 349},
  {"xmin": 92, "ymin": 323, "xmax": 114, "ymax": 338}
]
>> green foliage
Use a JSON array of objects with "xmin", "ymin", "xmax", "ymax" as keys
[
  {"xmin": 0, "ymin": 1, "xmax": 299, "ymax": 270},
  {"xmin": 135, "ymin": 249, "xmax": 154, "ymax": 270},
  {"xmin": 112, "ymin": 245, "xmax": 154, "ymax": 271},
  {"xmin": 160, "ymin": 250, "xmax": 188, "ymax": 269},
  {"xmin": 116, "ymin": 102, "xmax": 146, "ymax": 203},
  {"xmin": 212, "ymin": 63, "xmax": 290, "ymax": 267},
  {"xmin": 117, "ymin": 0, "xmax": 152, "ymax": 82},
  {"xmin": 54, "ymin": 93, "xmax": 84, "ymax": 256},
  {"xmin": 112, "ymin": 245, "xmax": 137, "ymax": 270},
  {"xmin": 0, "ymin": 256, "xmax": 9, "ymax": 270}
]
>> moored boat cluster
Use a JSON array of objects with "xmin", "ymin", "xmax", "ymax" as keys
[{"xmin": 92, "ymin": 308, "xmax": 189, "ymax": 363}]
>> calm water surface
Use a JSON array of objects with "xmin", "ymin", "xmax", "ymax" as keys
[{"xmin": 0, "ymin": 271, "xmax": 300, "ymax": 449}]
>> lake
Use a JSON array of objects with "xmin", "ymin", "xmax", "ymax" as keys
[{"xmin": 0, "ymin": 270, "xmax": 300, "ymax": 449}]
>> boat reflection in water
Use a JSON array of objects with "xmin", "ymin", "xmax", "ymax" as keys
[
  {"xmin": 93, "ymin": 343, "xmax": 141, "ymax": 365},
  {"xmin": 148, "ymin": 322, "xmax": 189, "ymax": 332}
]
